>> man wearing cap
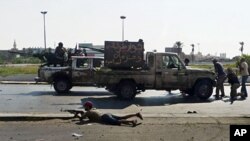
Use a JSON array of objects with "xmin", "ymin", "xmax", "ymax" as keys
[
  {"xmin": 212, "ymin": 59, "xmax": 227, "ymax": 99},
  {"xmin": 75, "ymin": 101, "xmax": 143, "ymax": 127}
]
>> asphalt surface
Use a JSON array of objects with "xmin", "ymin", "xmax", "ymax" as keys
[
  {"xmin": 1, "ymin": 117, "xmax": 246, "ymax": 141},
  {"xmin": 0, "ymin": 77, "xmax": 249, "ymax": 140},
  {"xmin": 0, "ymin": 84, "xmax": 250, "ymax": 120},
  {"xmin": 0, "ymin": 73, "xmax": 250, "ymax": 121}
]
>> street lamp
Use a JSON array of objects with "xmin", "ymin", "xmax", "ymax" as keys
[
  {"xmin": 41, "ymin": 11, "xmax": 47, "ymax": 50},
  {"xmin": 120, "ymin": 16, "xmax": 126, "ymax": 41}
]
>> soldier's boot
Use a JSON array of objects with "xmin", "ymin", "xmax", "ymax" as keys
[
  {"xmin": 215, "ymin": 95, "xmax": 220, "ymax": 100},
  {"xmin": 238, "ymin": 93, "xmax": 246, "ymax": 100}
]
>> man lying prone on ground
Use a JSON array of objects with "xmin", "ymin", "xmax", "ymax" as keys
[{"xmin": 63, "ymin": 101, "xmax": 143, "ymax": 127}]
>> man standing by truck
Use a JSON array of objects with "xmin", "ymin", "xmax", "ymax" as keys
[
  {"xmin": 240, "ymin": 58, "xmax": 249, "ymax": 98},
  {"xmin": 212, "ymin": 59, "xmax": 226, "ymax": 99}
]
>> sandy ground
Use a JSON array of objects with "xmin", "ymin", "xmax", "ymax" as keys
[{"xmin": 1, "ymin": 117, "xmax": 250, "ymax": 141}]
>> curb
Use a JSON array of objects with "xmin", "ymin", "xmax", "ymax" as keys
[
  {"xmin": 1, "ymin": 113, "xmax": 250, "ymax": 121},
  {"xmin": 1, "ymin": 81, "xmax": 250, "ymax": 86},
  {"xmin": 0, "ymin": 81, "xmax": 47, "ymax": 85},
  {"xmin": 0, "ymin": 113, "xmax": 73, "ymax": 121}
]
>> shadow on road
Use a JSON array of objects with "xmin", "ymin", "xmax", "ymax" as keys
[
  {"xmin": 10, "ymin": 90, "xmax": 215, "ymax": 109},
  {"xmin": 17, "ymin": 91, "xmax": 112, "ymax": 96},
  {"xmin": 80, "ymin": 94, "xmax": 214, "ymax": 109}
]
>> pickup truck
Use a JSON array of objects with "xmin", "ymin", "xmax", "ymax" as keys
[
  {"xmin": 36, "ymin": 56, "xmax": 104, "ymax": 93},
  {"xmin": 95, "ymin": 52, "xmax": 216, "ymax": 100},
  {"xmin": 36, "ymin": 52, "xmax": 216, "ymax": 100}
]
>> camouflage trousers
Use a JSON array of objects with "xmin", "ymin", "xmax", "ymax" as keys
[{"xmin": 230, "ymin": 83, "xmax": 240, "ymax": 99}]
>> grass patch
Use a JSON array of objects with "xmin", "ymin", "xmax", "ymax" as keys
[
  {"xmin": 0, "ymin": 65, "xmax": 39, "ymax": 76},
  {"xmin": 0, "ymin": 63, "xmax": 238, "ymax": 77},
  {"xmin": 190, "ymin": 65, "xmax": 213, "ymax": 70},
  {"xmin": 190, "ymin": 64, "xmax": 236, "ymax": 70}
]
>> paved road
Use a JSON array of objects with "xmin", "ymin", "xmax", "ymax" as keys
[
  {"xmin": 0, "ymin": 84, "xmax": 250, "ymax": 117},
  {"xmin": 0, "ymin": 117, "xmax": 242, "ymax": 141}
]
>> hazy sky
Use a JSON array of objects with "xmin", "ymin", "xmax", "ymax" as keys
[{"xmin": 0, "ymin": 0, "xmax": 249, "ymax": 58}]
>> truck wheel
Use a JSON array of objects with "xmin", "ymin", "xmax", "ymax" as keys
[
  {"xmin": 194, "ymin": 80, "xmax": 213, "ymax": 100},
  {"xmin": 54, "ymin": 78, "xmax": 70, "ymax": 93},
  {"xmin": 118, "ymin": 81, "xmax": 136, "ymax": 100}
]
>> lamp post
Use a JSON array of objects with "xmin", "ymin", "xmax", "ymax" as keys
[
  {"xmin": 41, "ymin": 11, "xmax": 47, "ymax": 50},
  {"xmin": 120, "ymin": 16, "xmax": 126, "ymax": 41}
]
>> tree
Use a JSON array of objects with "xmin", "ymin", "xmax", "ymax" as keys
[
  {"xmin": 174, "ymin": 41, "xmax": 183, "ymax": 48},
  {"xmin": 174, "ymin": 41, "xmax": 183, "ymax": 56},
  {"xmin": 239, "ymin": 41, "xmax": 244, "ymax": 55},
  {"xmin": 190, "ymin": 44, "xmax": 195, "ymax": 62}
]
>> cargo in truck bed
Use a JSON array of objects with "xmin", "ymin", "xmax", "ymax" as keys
[{"xmin": 104, "ymin": 40, "xmax": 144, "ymax": 69}]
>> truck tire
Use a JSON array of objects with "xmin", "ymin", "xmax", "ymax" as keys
[
  {"xmin": 117, "ymin": 81, "xmax": 136, "ymax": 100},
  {"xmin": 53, "ymin": 78, "xmax": 70, "ymax": 94},
  {"xmin": 194, "ymin": 80, "xmax": 213, "ymax": 100}
]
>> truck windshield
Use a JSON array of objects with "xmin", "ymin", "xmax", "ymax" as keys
[
  {"xmin": 76, "ymin": 58, "xmax": 90, "ymax": 68},
  {"xmin": 162, "ymin": 55, "xmax": 184, "ymax": 69}
]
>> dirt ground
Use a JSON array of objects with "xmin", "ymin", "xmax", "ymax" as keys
[{"xmin": 1, "ymin": 117, "xmax": 250, "ymax": 141}]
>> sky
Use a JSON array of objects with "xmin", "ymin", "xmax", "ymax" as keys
[{"xmin": 0, "ymin": 0, "xmax": 250, "ymax": 58}]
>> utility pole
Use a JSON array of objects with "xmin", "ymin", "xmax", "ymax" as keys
[
  {"xmin": 120, "ymin": 16, "xmax": 126, "ymax": 41},
  {"xmin": 41, "ymin": 11, "xmax": 47, "ymax": 50}
]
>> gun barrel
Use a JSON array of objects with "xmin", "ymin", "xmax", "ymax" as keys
[{"xmin": 60, "ymin": 109, "xmax": 84, "ymax": 114}]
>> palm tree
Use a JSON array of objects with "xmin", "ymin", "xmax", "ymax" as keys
[
  {"xmin": 174, "ymin": 41, "xmax": 183, "ymax": 56},
  {"xmin": 190, "ymin": 44, "xmax": 195, "ymax": 53},
  {"xmin": 190, "ymin": 44, "xmax": 195, "ymax": 62},
  {"xmin": 174, "ymin": 41, "xmax": 183, "ymax": 48},
  {"xmin": 239, "ymin": 42, "xmax": 244, "ymax": 55}
]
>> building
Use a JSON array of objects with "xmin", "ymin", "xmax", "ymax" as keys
[{"xmin": 220, "ymin": 53, "xmax": 226, "ymax": 59}]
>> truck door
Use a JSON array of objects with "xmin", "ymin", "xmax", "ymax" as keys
[
  {"xmin": 156, "ymin": 54, "xmax": 188, "ymax": 89},
  {"xmin": 72, "ymin": 58, "xmax": 95, "ymax": 85}
]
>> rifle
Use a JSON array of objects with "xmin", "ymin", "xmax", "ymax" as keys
[{"xmin": 60, "ymin": 109, "xmax": 85, "ymax": 118}]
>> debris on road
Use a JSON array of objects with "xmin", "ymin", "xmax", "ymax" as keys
[
  {"xmin": 187, "ymin": 111, "xmax": 197, "ymax": 114},
  {"xmin": 35, "ymin": 139, "xmax": 45, "ymax": 141},
  {"xmin": 72, "ymin": 133, "xmax": 83, "ymax": 137}
]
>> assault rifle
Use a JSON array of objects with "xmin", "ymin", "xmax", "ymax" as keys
[{"xmin": 60, "ymin": 109, "xmax": 85, "ymax": 118}]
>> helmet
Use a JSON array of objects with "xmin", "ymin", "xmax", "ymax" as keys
[{"xmin": 83, "ymin": 101, "xmax": 93, "ymax": 108}]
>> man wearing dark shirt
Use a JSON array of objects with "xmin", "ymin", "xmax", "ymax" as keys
[
  {"xmin": 227, "ymin": 68, "xmax": 241, "ymax": 102},
  {"xmin": 213, "ymin": 59, "xmax": 226, "ymax": 99},
  {"xmin": 55, "ymin": 42, "xmax": 67, "ymax": 66}
]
